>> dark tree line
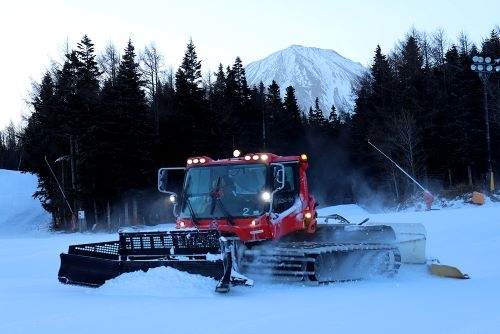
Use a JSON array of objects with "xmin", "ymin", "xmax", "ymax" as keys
[
  {"xmin": 9, "ymin": 36, "xmax": 340, "ymax": 230},
  {"xmin": 2, "ymin": 27, "xmax": 499, "ymax": 230},
  {"xmin": 19, "ymin": 36, "xmax": 158, "ymax": 230},
  {"xmin": 350, "ymin": 29, "xmax": 500, "ymax": 206},
  {"xmin": 0, "ymin": 122, "xmax": 22, "ymax": 170}
]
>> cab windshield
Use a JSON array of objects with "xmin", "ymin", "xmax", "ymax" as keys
[{"xmin": 180, "ymin": 163, "xmax": 267, "ymax": 219}]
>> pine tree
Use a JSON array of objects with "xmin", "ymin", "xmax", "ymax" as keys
[
  {"xmin": 227, "ymin": 57, "xmax": 258, "ymax": 153},
  {"xmin": 281, "ymin": 86, "xmax": 304, "ymax": 152},
  {"xmin": 308, "ymin": 97, "xmax": 327, "ymax": 129},
  {"xmin": 156, "ymin": 68, "xmax": 177, "ymax": 165},
  {"xmin": 174, "ymin": 38, "xmax": 207, "ymax": 156},
  {"xmin": 265, "ymin": 80, "xmax": 283, "ymax": 151},
  {"xmin": 394, "ymin": 35, "xmax": 426, "ymax": 194},
  {"xmin": 283, "ymin": 86, "xmax": 303, "ymax": 128},
  {"xmin": 207, "ymin": 64, "xmax": 228, "ymax": 156},
  {"xmin": 327, "ymin": 104, "xmax": 341, "ymax": 133},
  {"xmin": 113, "ymin": 39, "xmax": 156, "ymax": 190},
  {"xmin": 75, "ymin": 35, "xmax": 101, "ymax": 105},
  {"xmin": 21, "ymin": 71, "xmax": 72, "ymax": 227},
  {"xmin": 222, "ymin": 62, "xmax": 244, "ymax": 153},
  {"xmin": 73, "ymin": 35, "xmax": 103, "ymax": 209},
  {"xmin": 481, "ymin": 30, "xmax": 500, "ymax": 56}
]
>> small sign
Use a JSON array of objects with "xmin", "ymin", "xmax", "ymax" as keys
[{"xmin": 78, "ymin": 210, "xmax": 85, "ymax": 219}]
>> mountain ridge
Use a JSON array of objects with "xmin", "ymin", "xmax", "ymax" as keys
[{"xmin": 245, "ymin": 44, "xmax": 367, "ymax": 116}]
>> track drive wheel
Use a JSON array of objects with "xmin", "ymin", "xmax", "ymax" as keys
[{"xmin": 310, "ymin": 252, "xmax": 337, "ymax": 282}]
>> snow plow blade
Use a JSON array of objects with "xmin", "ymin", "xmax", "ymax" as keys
[
  {"xmin": 58, "ymin": 229, "xmax": 225, "ymax": 287},
  {"xmin": 429, "ymin": 262, "xmax": 470, "ymax": 279},
  {"xmin": 318, "ymin": 215, "xmax": 427, "ymax": 265}
]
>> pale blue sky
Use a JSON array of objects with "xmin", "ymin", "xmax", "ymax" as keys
[{"xmin": 1, "ymin": 0, "xmax": 498, "ymax": 129}]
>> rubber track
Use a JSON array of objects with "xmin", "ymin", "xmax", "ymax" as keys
[{"xmin": 240, "ymin": 242, "xmax": 401, "ymax": 283}]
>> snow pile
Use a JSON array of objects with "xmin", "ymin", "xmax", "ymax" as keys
[{"xmin": 97, "ymin": 266, "xmax": 218, "ymax": 298}]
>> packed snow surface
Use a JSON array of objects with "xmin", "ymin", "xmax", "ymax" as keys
[{"xmin": 0, "ymin": 169, "xmax": 499, "ymax": 333}]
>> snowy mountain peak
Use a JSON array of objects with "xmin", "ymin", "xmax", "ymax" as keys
[{"xmin": 245, "ymin": 45, "xmax": 367, "ymax": 115}]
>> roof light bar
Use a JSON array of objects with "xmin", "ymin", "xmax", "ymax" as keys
[
  {"xmin": 243, "ymin": 153, "xmax": 271, "ymax": 162},
  {"xmin": 187, "ymin": 157, "xmax": 209, "ymax": 165}
]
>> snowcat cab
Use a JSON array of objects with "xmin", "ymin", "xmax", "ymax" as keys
[{"xmin": 158, "ymin": 152, "xmax": 317, "ymax": 242}]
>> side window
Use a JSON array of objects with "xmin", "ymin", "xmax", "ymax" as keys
[
  {"xmin": 283, "ymin": 165, "xmax": 296, "ymax": 193},
  {"xmin": 273, "ymin": 163, "xmax": 298, "ymax": 213}
]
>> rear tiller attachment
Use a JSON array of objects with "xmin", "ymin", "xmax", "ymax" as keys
[{"xmin": 58, "ymin": 229, "xmax": 226, "ymax": 287}]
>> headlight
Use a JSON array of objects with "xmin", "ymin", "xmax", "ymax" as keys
[
  {"xmin": 261, "ymin": 191, "xmax": 271, "ymax": 202},
  {"xmin": 169, "ymin": 194, "xmax": 177, "ymax": 203}
]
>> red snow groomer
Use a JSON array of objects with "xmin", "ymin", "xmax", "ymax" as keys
[{"xmin": 58, "ymin": 152, "xmax": 426, "ymax": 292}]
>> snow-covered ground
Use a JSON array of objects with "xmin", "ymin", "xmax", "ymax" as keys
[{"xmin": 1, "ymin": 169, "xmax": 499, "ymax": 334}]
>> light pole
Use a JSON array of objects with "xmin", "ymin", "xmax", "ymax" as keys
[{"xmin": 470, "ymin": 55, "xmax": 500, "ymax": 192}]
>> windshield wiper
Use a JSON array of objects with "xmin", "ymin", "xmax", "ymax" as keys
[
  {"xmin": 182, "ymin": 176, "xmax": 199, "ymax": 225},
  {"xmin": 183, "ymin": 192, "xmax": 199, "ymax": 226},
  {"xmin": 214, "ymin": 197, "xmax": 234, "ymax": 225},
  {"xmin": 209, "ymin": 176, "xmax": 234, "ymax": 225}
]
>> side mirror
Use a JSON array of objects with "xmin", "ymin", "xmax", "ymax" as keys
[
  {"xmin": 158, "ymin": 168, "xmax": 169, "ymax": 193},
  {"xmin": 158, "ymin": 167, "xmax": 186, "ymax": 194},
  {"xmin": 157, "ymin": 167, "xmax": 186, "ymax": 218}
]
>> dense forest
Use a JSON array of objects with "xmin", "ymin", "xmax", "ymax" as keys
[{"xmin": 1, "ymin": 27, "xmax": 499, "ymax": 230}]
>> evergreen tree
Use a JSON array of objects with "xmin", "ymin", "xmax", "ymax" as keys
[
  {"xmin": 278, "ymin": 86, "xmax": 305, "ymax": 153},
  {"xmin": 157, "ymin": 68, "xmax": 177, "ymax": 165},
  {"xmin": 222, "ymin": 61, "xmax": 245, "ymax": 153},
  {"xmin": 284, "ymin": 87, "xmax": 304, "ymax": 127},
  {"xmin": 75, "ymin": 35, "xmax": 101, "ymax": 105},
  {"xmin": 388, "ymin": 35, "xmax": 426, "ymax": 197},
  {"xmin": 265, "ymin": 80, "xmax": 283, "ymax": 151},
  {"xmin": 20, "ymin": 35, "xmax": 104, "ymax": 227},
  {"xmin": 227, "ymin": 57, "xmax": 259, "ymax": 153},
  {"xmin": 207, "ymin": 64, "xmax": 228, "ymax": 156},
  {"xmin": 229, "ymin": 57, "xmax": 249, "ymax": 101},
  {"xmin": 481, "ymin": 30, "xmax": 500, "ymax": 56},
  {"xmin": 21, "ymin": 71, "xmax": 72, "ymax": 227},
  {"xmin": 308, "ymin": 97, "xmax": 327, "ymax": 129},
  {"xmin": 255, "ymin": 82, "xmax": 267, "ymax": 150},
  {"xmin": 113, "ymin": 39, "xmax": 156, "ymax": 190},
  {"xmin": 73, "ymin": 35, "xmax": 103, "ymax": 207},
  {"xmin": 327, "ymin": 104, "xmax": 341, "ymax": 133},
  {"xmin": 174, "ymin": 38, "xmax": 207, "ymax": 156}
]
